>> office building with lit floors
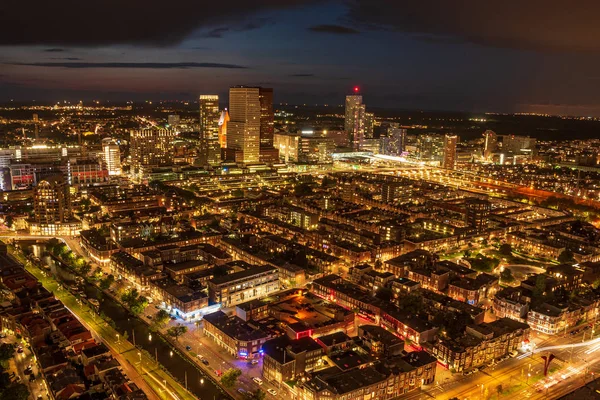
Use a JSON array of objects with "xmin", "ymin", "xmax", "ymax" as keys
[
  {"xmin": 29, "ymin": 174, "xmax": 80, "ymax": 235},
  {"xmin": 227, "ymin": 86, "xmax": 261, "ymax": 164}
]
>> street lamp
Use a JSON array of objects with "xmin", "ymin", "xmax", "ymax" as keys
[{"xmin": 527, "ymin": 373, "xmax": 531, "ymax": 384}]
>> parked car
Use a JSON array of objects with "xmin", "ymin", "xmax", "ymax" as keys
[
  {"xmin": 251, "ymin": 359, "xmax": 259, "ymax": 365},
  {"xmin": 186, "ymin": 346, "xmax": 192, "ymax": 351},
  {"xmin": 238, "ymin": 389, "xmax": 246, "ymax": 395},
  {"xmin": 267, "ymin": 389, "xmax": 277, "ymax": 396},
  {"xmin": 201, "ymin": 358, "xmax": 209, "ymax": 365},
  {"xmin": 253, "ymin": 377, "xmax": 263, "ymax": 385}
]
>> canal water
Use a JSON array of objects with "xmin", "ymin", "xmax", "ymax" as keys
[{"xmin": 84, "ymin": 283, "xmax": 232, "ymax": 400}]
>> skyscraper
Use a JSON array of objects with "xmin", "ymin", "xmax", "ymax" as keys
[
  {"xmin": 483, "ymin": 130, "xmax": 497, "ymax": 160},
  {"xmin": 259, "ymin": 88, "xmax": 274, "ymax": 148},
  {"xmin": 345, "ymin": 93, "xmax": 365, "ymax": 150},
  {"xmin": 218, "ymin": 109, "xmax": 229, "ymax": 148},
  {"xmin": 228, "ymin": 87, "xmax": 261, "ymax": 164},
  {"xmin": 364, "ymin": 112, "xmax": 374, "ymax": 139},
  {"xmin": 102, "ymin": 138, "xmax": 121, "ymax": 175},
  {"xmin": 443, "ymin": 134, "xmax": 458, "ymax": 169},
  {"xmin": 199, "ymin": 95, "xmax": 220, "ymax": 140},
  {"xmin": 388, "ymin": 123, "xmax": 406, "ymax": 156},
  {"xmin": 130, "ymin": 127, "xmax": 176, "ymax": 175},
  {"xmin": 199, "ymin": 95, "xmax": 221, "ymax": 166}
]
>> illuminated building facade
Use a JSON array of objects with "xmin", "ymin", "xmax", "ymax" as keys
[
  {"xmin": 30, "ymin": 174, "xmax": 80, "ymax": 235},
  {"xmin": 345, "ymin": 94, "xmax": 365, "ymax": 150},
  {"xmin": 442, "ymin": 134, "xmax": 458, "ymax": 169},
  {"xmin": 102, "ymin": 138, "xmax": 121, "ymax": 175},
  {"xmin": 259, "ymin": 88, "xmax": 274, "ymax": 148},
  {"xmin": 199, "ymin": 95, "xmax": 220, "ymax": 140},
  {"xmin": 228, "ymin": 87, "xmax": 261, "ymax": 164},
  {"xmin": 130, "ymin": 127, "xmax": 176, "ymax": 175}
]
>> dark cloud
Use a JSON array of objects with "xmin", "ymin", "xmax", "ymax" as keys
[
  {"xmin": 0, "ymin": 1, "xmax": 312, "ymax": 46},
  {"xmin": 43, "ymin": 48, "xmax": 67, "ymax": 52},
  {"xmin": 50, "ymin": 57, "xmax": 83, "ymax": 61},
  {"xmin": 6, "ymin": 62, "xmax": 248, "ymax": 69},
  {"xmin": 309, "ymin": 24, "xmax": 359, "ymax": 35},
  {"xmin": 202, "ymin": 17, "xmax": 272, "ymax": 38},
  {"xmin": 289, "ymin": 73, "xmax": 315, "ymax": 77},
  {"xmin": 344, "ymin": 0, "xmax": 600, "ymax": 52},
  {"xmin": 203, "ymin": 28, "xmax": 230, "ymax": 39}
]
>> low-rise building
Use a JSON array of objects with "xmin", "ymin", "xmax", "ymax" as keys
[
  {"xmin": 203, "ymin": 311, "xmax": 270, "ymax": 359},
  {"xmin": 207, "ymin": 265, "xmax": 279, "ymax": 307},
  {"xmin": 262, "ymin": 336, "xmax": 324, "ymax": 385}
]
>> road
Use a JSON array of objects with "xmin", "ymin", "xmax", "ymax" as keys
[
  {"xmin": 8, "ymin": 245, "xmax": 194, "ymax": 400},
  {"xmin": 2, "ymin": 336, "xmax": 48, "ymax": 400}
]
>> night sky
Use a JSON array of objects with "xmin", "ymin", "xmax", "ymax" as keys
[{"xmin": 3, "ymin": 0, "xmax": 600, "ymax": 115}]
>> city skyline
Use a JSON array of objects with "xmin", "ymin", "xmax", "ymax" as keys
[{"xmin": 3, "ymin": 2, "xmax": 600, "ymax": 115}]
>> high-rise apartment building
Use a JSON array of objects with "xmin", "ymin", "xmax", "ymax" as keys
[
  {"xmin": 130, "ymin": 128, "xmax": 176, "ymax": 174},
  {"xmin": 443, "ymin": 134, "xmax": 458, "ymax": 169},
  {"xmin": 102, "ymin": 138, "xmax": 121, "ymax": 175},
  {"xmin": 199, "ymin": 95, "xmax": 222, "ymax": 166},
  {"xmin": 259, "ymin": 88, "xmax": 274, "ymax": 148},
  {"xmin": 199, "ymin": 95, "xmax": 220, "ymax": 140},
  {"xmin": 417, "ymin": 134, "xmax": 444, "ymax": 162},
  {"xmin": 388, "ymin": 123, "xmax": 406, "ymax": 156},
  {"xmin": 364, "ymin": 112, "xmax": 375, "ymax": 139},
  {"xmin": 30, "ymin": 174, "xmax": 80, "ymax": 235},
  {"xmin": 33, "ymin": 174, "xmax": 70, "ymax": 225},
  {"xmin": 228, "ymin": 87, "xmax": 261, "ymax": 164},
  {"xmin": 345, "ymin": 94, "xmax": 365, "ymax": 150}
]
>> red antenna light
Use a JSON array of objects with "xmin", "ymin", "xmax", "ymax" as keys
[{"xmin": 353, "ymin": 86, "xmax": 360, "ymax": 93}]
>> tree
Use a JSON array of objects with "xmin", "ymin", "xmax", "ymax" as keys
[
  {"xmin": 220, "ymin": 368, "xmax": 242, "ymax": 388},
  {"xmin": 375, "ymin": 287, "xmax": 393, "ymax": 302},
  {"xmin": 532, "ymin": 274, "xmax": 547, "ymax": 303},
  {"xmin": 294, "ymin": 183, "xmax": 313, "ymax": 197},
  {"xmin": 500, "ymin": 268, "xmax": 514, "ymax": 283},
  {"xmin": 4, "ymin": 215, "xmax": 13, "ymax": 229},
  {"xmin": 0, "ymin": 382, "xmax": 29, "ymax": 400},
  {"xmin": 397, "ymin": 294, "xmax": 423, "ymax": 314},
  {"xmin": 121, "ymin": 288, "xmax": 140, "ymax": 305},
  {"xmin": 248, "ymin": 389, "xmax": 266, "ymax": 400},
  {"xmin": 166, "ymin": 325, "xmax": 187, "ymax": 341},
  {"xmin": 79, "ymin": 262, "xmax": 92, "ymax": 276},
  {"xmin": 0, "ymin": 344, "xmax": 15, "ymax": 368},
  {"xmin": 99, "ymin": 274, "xmax": 115, "ymax": 290},
  {"xmin": 130, "ymin": 296, "xmax": 149, "ymax": 316},
  {"xmin": 558, "ymin": 249, "xmax": 575, "ymax": 264},
  {"xmin": 463, "ymin": 249, "xmax": 472, "ymax": 258},
  {"xmin": 151, "ymin": 309, "xmax": 170, "ymax": 331},
  {"xmin": 499, "ymin": 243, "xmax": 512, "ymax": 256}
]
